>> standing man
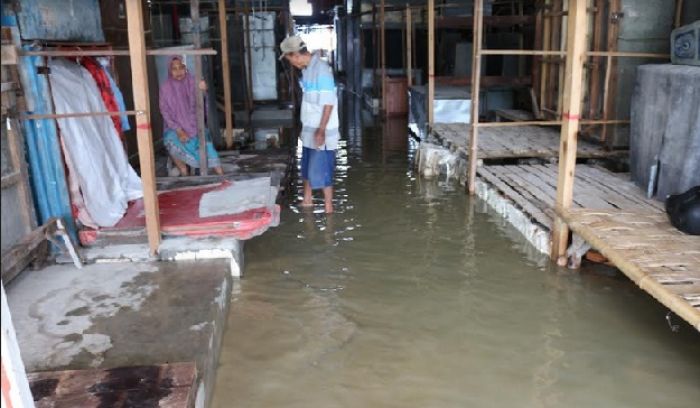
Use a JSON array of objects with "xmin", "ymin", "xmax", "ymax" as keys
[{"xmin": 280, "ymin": 36, "xmax": 339, "ymax": 213}]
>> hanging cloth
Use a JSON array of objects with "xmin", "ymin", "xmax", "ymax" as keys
[
  {"xmin": 80, "ymin": 57, "xmax": 122, "ymax": 135},
  {"xmin": 49, "ymin": 59, "xmax": 142, "ymax": 227}
]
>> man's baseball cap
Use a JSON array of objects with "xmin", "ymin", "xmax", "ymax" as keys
[{"xmin": 279, "ymin": 36, "xmax": 306, "ymax": 60}]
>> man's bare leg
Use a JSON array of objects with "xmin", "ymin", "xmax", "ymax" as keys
[
  {"xmin": 301, "ymin": 180, "xmax": 313, "ymax": 207},
  {"xmin": 323, "ymin": 186, "xmax": 333, "ymax": 214}
]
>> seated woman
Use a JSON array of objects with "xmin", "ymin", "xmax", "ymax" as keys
[{"xmin": 159, "ymin": 56, "xmax": 223, "ymax": 176}]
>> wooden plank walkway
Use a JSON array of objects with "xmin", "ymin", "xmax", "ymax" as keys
[
  {"xmin": 432, "ymin": 123, "xmax": 620, "ymax": 159},
  {"xmin": 476, "ymin": 164, "xmax": 662, "ymax": 228},
  {"xmin": 562, "ymin": 209, "xmax": 700, "ymax": 331},
  {"xmin": 28, "ymin": 362, "xmax": 197, "ymax": 407}
]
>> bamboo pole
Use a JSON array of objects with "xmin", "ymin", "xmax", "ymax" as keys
[
  {"xmin": 467, "ymin": 0, "xmax": 483, "ymax": 195},
  {"xmin": 380, "ymin": 0, "xmax": 386, "ymax": 115},
  {"xmin": 552, "ymin": 0, "xmax": 588, "ymax": 263},
  {"xmin": 22, "ymin": 110, "xmax": 143, "ymax": 120},
  {"xmin": 20, "ymin": 49, "xmax": 217, "ymax": 57},
  {"xmin": 406, "ymin": 5, "xmax": 413, "ymax": 87},
  {"xmin": 191, "ymin": 0, "xmax": 208, "ymax": 176},
  {"xmin": 601, "ymin": 0, "xmax": 621, "ymax": 144},
  {"xmin": 540, "ymin": 0, "xmax": 551, "ymax": 113},
  {"xmin": 675, "ymin": 0, "xmax": 684, "ymax": 28},
  {"xmin": 126, "ymin": 0, "xmax": 161, "ymax": 254},
  {"xmin": 587, "ymin": 0, "xmax": 605, "ymax": 120},
  {"xmin": 480, "ymin": 49, "xmax": 567, "ymax": 56},
  {"xmin": 218, "ymin": 0, "xmax": 233, "ymax": 148},
  {"xmin": 585, "ymin": 51, "xmax": 669, "ymax": 58},
  {"xmin": 244, "ymin": 6, "xmax": 254, "ymax": 122},
  {"xmin": 427, "ymin": 0, "xmax": 435, "ymax": 126}
]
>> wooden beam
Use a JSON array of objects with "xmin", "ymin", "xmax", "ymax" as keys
[
  {"xmin": 552, "ymin": 0, "xmax": 588, "ymax": 263},
  {"xmin": 532, "ymin": 5, "xmax": 543, "ymax": 106},
  {"xmin": 480, "ymin": 49, "xmax": 566, "ymax": 56},
  {"xmin": 427, "ymin": 0, "xmax": 435, "ymax": 126},
  {"xmin": 405, "ymin": 5, "xmax": 413, "ymax": 87},
  {"xmin": 21, "ymin": 110, "xmax": 142, "ymax": 120},
  {"xmin": 435, "ymin": 15, "xmax": 535, "ymax": 29},
  {"xmin": 126, "ymin": 0, "xmax": 161, "ymax": 254},
  {"xmin": 467, "ymin": 0, "xmax": 484, "ymax": 195},
  {"xmin": 20, "ymin": 49, "xmax": 217, "ymax": 57},
  {"xmin": 434, "ymin": 75, "xmax": 531, "ymax": 87},
  {"xmin": 218, "ymin": 0, "xmax": 233, "ymax": 148},
  {"xmin": 6, "ymin": 119, "xmax": 36, "ymax": 232}
]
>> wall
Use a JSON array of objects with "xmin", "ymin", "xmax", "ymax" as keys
[{"xmin": 15, "ymin": 0, "xmax": 104, "ymax": 41}]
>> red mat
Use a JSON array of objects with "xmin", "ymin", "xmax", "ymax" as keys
[{"xmin": 79, "ymin": 182, "xmax": 280, "ymax": 245}]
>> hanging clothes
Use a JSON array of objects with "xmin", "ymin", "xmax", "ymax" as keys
[
  {"xmin": 49, "ymin": 59, "xmax": 142, "ymax": 227},
  {"xmin": 79, "ymin": 57, "xmax": 122, "ymax": 135},
  {"xmin": 98, "ymin": 58, "xmax": 131, "ymax": 132}
]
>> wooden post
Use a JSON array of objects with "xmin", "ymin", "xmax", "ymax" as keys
[
  {"xmin": 126, "ymin": 0, "xmax": 161, "ymax": 254},
  {"xmin": 540, "ymin": 0, "xmax": 551, "ymax": 113},
  {"xmin": 532, "ymin": 3, "xmax": 543, "ymax": 109},
  {"xmin": 675, "ymin": 0, "xmax": 684, "ymax": 28},
  {"xmin": 405, "ymin": 5, "xmax": 413, "ymax": 87},
  {"xmin": 190, "ymin": 0, "xmax": 208, "ymax": 176},
  {"xmin": 372, "ymin": 4, "xmax": 377, "ymax": 102},
  {"xmin": 467, "ymin": 0, "xmax": 483, "ymax": 195},
  {"xmin": 427, "ymin": 0, "xmax": 435, "ymax": 126},
  {"xmin": 587, "ymin": 0, "xmax": 605, "ymax": 120},
  {"xmin": 551, "ymin": 0, "xmax": 588, "ymax": 263},
  {"xmin": 244, "ymin": 7, "xmax": 254, "ymax": 122},
  {"xmin": 601, "ymin": 0, "xmax": 621, "ymax": 144},
  {"xmin": 218, "ymin": 0, "xmax": 233, "ymax": 148},
  {"xmin": 380, "ymin": 0, "xmax": 386, "ymax": 115}
]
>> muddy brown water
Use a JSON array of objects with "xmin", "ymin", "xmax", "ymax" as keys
[{"xmin": 212, "ymin": 117, "xmax": 699, "ymax": 408}]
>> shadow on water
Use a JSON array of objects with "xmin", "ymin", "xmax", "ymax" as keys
[{"xmin": 212, "ymin": 92, "xmax": 700, "ymax": 408}]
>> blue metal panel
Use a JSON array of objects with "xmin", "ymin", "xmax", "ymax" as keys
[
  {"xmin": 15, "ymin": 0, "xmax": 104, "ymax": 42},
  {"xmin": 19, "ymin": 46, "xmax": 76, "ymax": 238}
]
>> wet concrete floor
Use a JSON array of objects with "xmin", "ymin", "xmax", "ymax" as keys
[{"xmin": 212, "ymin": 111, "xmax": 700, "ymax": 407}]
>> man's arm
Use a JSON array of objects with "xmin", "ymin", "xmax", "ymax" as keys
[{"xmin": 314, "ymin": 104, "xmax": 334, "ymax": 148}]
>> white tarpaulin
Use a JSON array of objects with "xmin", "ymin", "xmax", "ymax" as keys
[
  {"xmin": 49, "ymin": 59, "xmax": 142, "ymax": 227},
  {"xmin": 199, "ymin": 177, "xmax": 278, "ymax": 219}
]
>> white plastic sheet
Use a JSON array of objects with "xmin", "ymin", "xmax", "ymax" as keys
[{"xmin": 49, "ymin": 59, "xmax": 142, "ymax": 227}]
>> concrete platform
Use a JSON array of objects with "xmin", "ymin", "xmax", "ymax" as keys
[{"xmin": 6, "ymin": 259, "xmax": 233, "ymax": 408}]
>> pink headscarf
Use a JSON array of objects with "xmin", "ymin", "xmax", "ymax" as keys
[{"xmin": 159, "ymin": 56, "xmax": 198, "ymax": 137}]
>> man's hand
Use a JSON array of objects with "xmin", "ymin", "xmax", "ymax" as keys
[
  {"xmin": 198, "ymin": 80, "xmax": 208, "ymax": 92},
  {"xmin": 176, "ymin": 128, "xmax": 189, "ymax": 143},
  {"xmin": 314, "ymin": 128, "xmax": 326, "ymax": 149}
]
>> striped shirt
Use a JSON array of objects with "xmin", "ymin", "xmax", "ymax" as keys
[{"xmin": 300, "ymin": 53, "xmax": 339, "ymax": 150}]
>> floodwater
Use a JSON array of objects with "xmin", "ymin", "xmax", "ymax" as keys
[{"xmin": 212, "ymin": 104, "xmax": 699, "ymax": 407}]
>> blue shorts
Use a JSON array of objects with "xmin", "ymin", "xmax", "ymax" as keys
[{"xmin": 301, "ymin": 147, "xmax": 336, "ymax": 189}]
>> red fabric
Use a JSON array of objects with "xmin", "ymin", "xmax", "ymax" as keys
[
  {"xmin": 78, "ymin": 182, "xmax": 281, "ymax": 245},
  {"xmin": 79, "ymin": 57, "xmax": 122, "ymax": 135}
]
